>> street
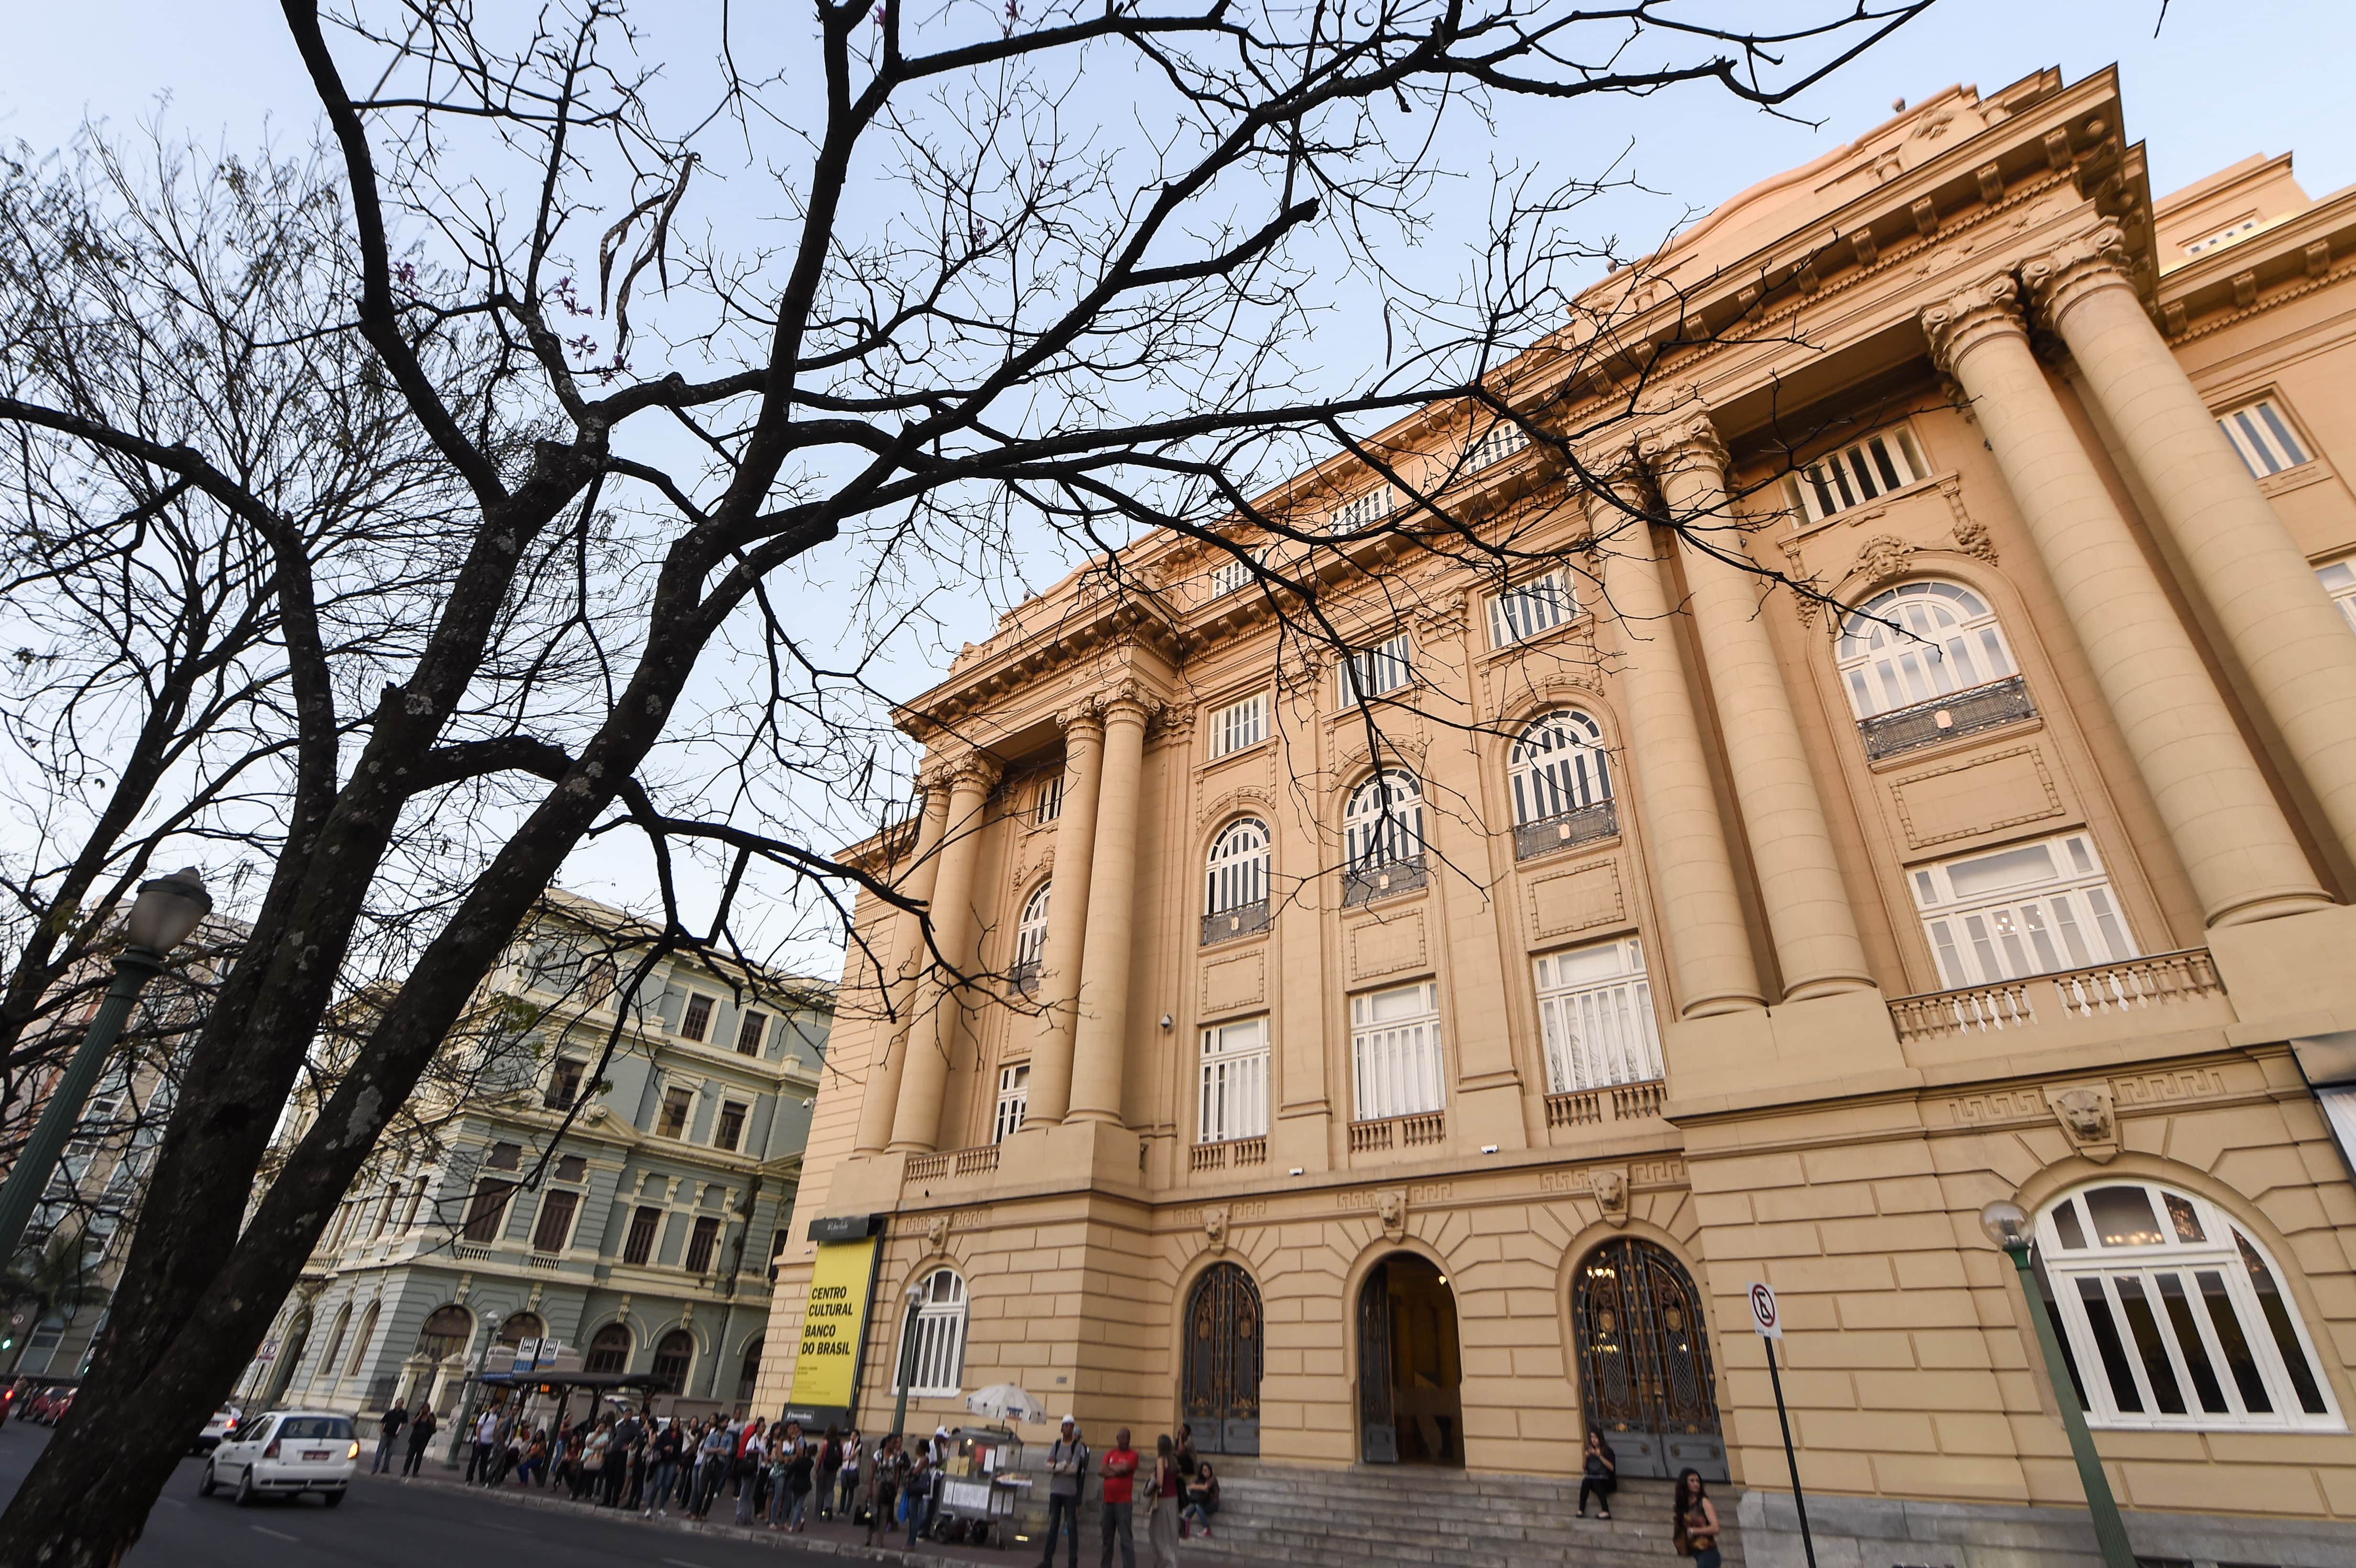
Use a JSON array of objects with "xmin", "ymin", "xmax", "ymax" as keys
[{"xmin": 0, "ymin": 1423, "xmax": 877, "ymax": 1568}]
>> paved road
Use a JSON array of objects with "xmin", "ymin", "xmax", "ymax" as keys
[{"xmin": 0, "ymin": 1423, "xmax": 852, "ymax": 1568}]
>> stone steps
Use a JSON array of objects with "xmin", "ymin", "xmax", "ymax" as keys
[{"xmin": 1184, "ymin": 1463, "xmax": 1741, "ymax": 1568}]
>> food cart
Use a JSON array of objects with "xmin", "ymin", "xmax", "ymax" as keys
[{"xmin": 926, "ymin": 1425, "xmax": 1028, "ymax": 1547}]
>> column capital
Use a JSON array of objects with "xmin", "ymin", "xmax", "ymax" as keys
[
  {"xmin": 1098, "ymin": 677, "xmax": 1163, "ymax": 723},
  {"xmin": 937, "ymin": 751, "xmax": 1003, "ymax": 796},
  {"xmin": 1055, "ymin": 697, "xmax": 1108, "ymax": 736},
  {"xmin": 1635, "ymin": 413, "xmax": 1730, "ymax": 483},
  {"xmin": 2020, "ymin": 223, "xmax": 2136, "ymax": 331},
  {"xmin": 1921, "ymin": 272, "xmax": 2028, "ymax": 377}
]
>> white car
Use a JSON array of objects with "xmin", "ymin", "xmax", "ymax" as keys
[
  {"xmin": 200, "ymin": 1411, "xmax": 359, "ymax": 1506},
  {"xmin": 193, "ymin": 1405, "xmax": 242, "ymax": 1455}
]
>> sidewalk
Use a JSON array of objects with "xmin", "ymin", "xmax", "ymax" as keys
[{"xmin": 398, "ymin": 1464, "xmax": 1272, "ymax": 1568}]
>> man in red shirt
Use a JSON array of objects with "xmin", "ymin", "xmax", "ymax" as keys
[{"xmin": 1097, "ymin": 1426, "xmax": 1139, "ymax": 1568}]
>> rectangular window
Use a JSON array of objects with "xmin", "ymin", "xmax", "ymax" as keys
[
  {"xmin": 1784, "ymin": 425, "xmax": 1931, "ymax": 523},
  {"xmin": 544, "ymin": 1057, "xmax": 585, "ymax": 1110},
  {"xmin": 622, "ymin": 1205, "xmax": 663, "ymax": 1266},
  {"xmin": 1207, "ymin": 694, "xmax": 1266, "ymax": 759},
  {"xmin": 2185, "ymin": 215, "xmax": 2261, "ymax": 258},
  {"xmin": 1198, "ymin": 1017, "xmax": 1270, "ymax": 1143},
  {"xmin": 1034, "ymin": 773, "xmax": 1065, "ymax": 825},
  {"xmin": 679, "ymin": 994, "xmax": 714, "ymax": 1043},
  {"xmin": 554, "ymin": 1154, "xmax": 588, "ymax": 1183},
  {"xmin": 684, "ymin": 1215, "xmax": 722, "ymax": 1274},
  {"xmin": 371, "ymin": 1185, "xmax": 399, "ymax": 1240},
  {"xmin": 735, "ymin": 1010, "xmax": 767, "ymax": 1056},
  {"xmin": 1332, "ymin": 485, "xmax": 1397, "ymax": 531},
  {"xmin": 1349, "ymin": 982, "xmax": 1446, "ymax": 1122},
  {"xmin": 2321, "ymin": 559, "xmax": 2356, "ymax": 636},
  {"xmin": 1464, "ymin": 419, "xmax": 1530, "ymax": 473},
  {"xmin": 462, "ymin": 1179, "xmax": 516, "ymax": 1243},
  {"xmin": 2217, "ymin": 399, "xmax": 2312, "ymax": 477},
  {"xmin": 994, "ymin": 1064, "xmax": 1030, "ymax": 1144},
  {"xmin": 656, "ymin": 1087, "xmax": 693, "ymax": 1139},
  {"xmin": 1209, "ymin": 557, "xmax": 1252, "ymax": 598},
  {"xmin": 1487, "ymin": 569, "xmax": 1577, "ymax": 648},
  {"xmin": 530, "ymin": 1189, "xmax": 579, "ymax": 1253},
  {"xmin": 484, "ymin": 1142, "xmax": 523, "ymax": 1172},
  {"xmin": 1533, "ymin": 938, "xmax": 1663, "ymax": 1093},
  {"xmin": 400, "ymin": 1185, "xmax": 426, "ymax": 1233},
  {"xmin": 1341, "ymin": 633, "xmax": 1413, "ymax": 704},
  {"xmin": 1911, "ymin": 831, "xmax": 2138, "ymax": 989},
  {"xmin": 714, "ymin": 1100, "xmax": 748, "ymax": 1152}
]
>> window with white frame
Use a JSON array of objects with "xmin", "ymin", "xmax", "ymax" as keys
[
  {"xmin": 1199, "ymin": 1017, "xmax": 1270, "ymax": 1143},
  {"xmin": 1209, "ymin": 556, "xmax": 1252, "ymax": 598},
  {"xmin": 1333, "ymin": 486, "xmax": 1398, "ymax": 531},
  {"xmin": 2184, "ymin": 215, "xmax": 2262, "ymax": 258},
  {"xmin": 1208, "ymin": 693, "xmax": 1266, "ymax": 759},
  {"xmin": 1783, "ymin": 425, "xmax": 1931, "ymax": 523},
  {"xmin": 2216, "ymin": 398, "xmax": 2312, "ymax": 477},
  {"xmin": 1532, "ymin": 937, "xmax": 1662, "ymax": 1093},
  {"xmin": 1204, "ymin": 818, "xmax": 1271, "ymax": 915},
  {"xmin": 899, "ymin": 1267, "xmax": 969, "ymax": 1396},
  {"xmin": 2320, "ymin": 559, "xmax": 2356, "ymax": 635},
  {"xmin": 1343, "ymin": 770, "xmax": 1424, "ymax": 872},
  {"xmin": 1836, "ymin": 579, "xmax": 2020, "ymax": 720},
  {"xmin": 1508, "ymin": 709, "xmax": 1612, "ymax": 825},
  {"xmin": 1464, "ymin": 419, "xmax": 1530, "ymax": 473},
  {"xmin": 1350, "ymin": 981, "xmax": 1446, "ymax": 1122},
  {"xmin": 1910, "ymin": 830, "xmax": 2136, "ymax": 989},
  {"xmin": 993, "ymin": 1064, "xmax": 1029, "ymax": 1143},
  {"xmin": 1487, "ymin": 569, "xmax": 1576, "ymax": 648},
  {"xmin": 1012, "ymin": 882, "xmax": 1051, "ymax": 994},
  {"xmin": 1340, "ymin": 633, "xmax": 1413, "ymax": 704},
  {"xmin": 2035, "ymin": 1181, "xmax": 2337, "ymax": 1430},
  {"xmin": 1034, "ymin": 773, "xmax": 1065, "ymax": 825}
]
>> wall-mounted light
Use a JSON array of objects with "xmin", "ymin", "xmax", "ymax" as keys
[
  {"xmin": 1288, "ymin": 1167, "xmax": 1303, "ymax": 1176},
  {"xmin": 1158, "ymin": 1013, "xmax": 1174, "ymax": 1031},
  {"xmin": 1480, "ymin": 1144, "xmax": 1498, "ymax": 1154}
]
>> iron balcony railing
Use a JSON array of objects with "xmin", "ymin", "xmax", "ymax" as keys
[
  {"xmin": 1200, "ymin": 898, "xmax": 1273, "ymax": 947},
  {"xmin": 1513, "ymin": 798, "xmax": 1619, "ymax": 861},
  {"xmin": 1857, "ymin": 674, "xmax": 2036, "ymax": 760},
  {"xmin": 1342, "ymin": 854, "xmax": 1428, "ymax": 908}
]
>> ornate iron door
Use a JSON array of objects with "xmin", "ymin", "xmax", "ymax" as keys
[
  {"xmin": 1357, "ymin": 1262, "xmax": 1397, "ymax": 1463},
  {"xmin": 1572, "ymin": 1239, "xmax": 1725, "ymax": 1480},
  {"xmin": 1182, "ymin": 1263, "xmax": 1264, "ymax": 1455}
]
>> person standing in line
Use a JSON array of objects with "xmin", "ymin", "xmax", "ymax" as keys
[
  {"xmin": 646, "ymin": 1417, "xmax": 682, "ymax": 1516},
  {"xmin": 402, "ymin": 1405, "xmax": 438, "ymax": 1479},
  {"xmin": 1097, "ymin": 1426, "xmax": 1140, "ymax": 1568},
  {"xmin": 784, "ymin": 1420, "xmax": 818, "ymax": 1531},
  {"xmin": 609, "ymin": 1410, "xmax": 642, "ymax": 1507},
  {"xmin": 837, "ymin": 1425, "xmax": 863, "ymax": 1522},
  {"xmin": 1146, "ymin": 1434, "xmax": 1181, "ymax": 1568},
  {"xmin": 694, "ymin": 1416, "xmax": 734, "ymax": 1517},
  {"xmin": 815, "ymin": 1424, "xmax": 843, "ymax": 1521},
  {"xmin": 903, "ymin": 1438, "xmax": 935, "ymax": 1547},
  {"xmin": 1037, "ymin": 1417, "xmax": 1089, "ymax": 1568},
  {"xmin": 466, "ymin": 1405, "xmax": 501, "ymax": 1483},
  {"xmin": 372, "ymin": 1401, "xmax": 408, "ymax": 1475},
  {"xmin": 735, "ymin": 1418, "xmax": 771, "ymax": 1525},
  {"xmin": 865, "ymin": 1434, "xmax": 904, "ymax": 1548},
  {"xmin": 1576, "ymin": 1428, "xmax": 1617, "ymax": 1519},
  {"xmin": 1672, "ymin": 1470, "xmax": 1722, "ymax": 1568}
]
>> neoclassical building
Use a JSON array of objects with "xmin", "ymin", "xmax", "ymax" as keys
[
  {"xmin": 241, "ymin": 893, "xmax": 829, "ymax": 1432},
  {"xmin": 761, "ymin": 67, "xmax": 2356, "ymax": 1566}
]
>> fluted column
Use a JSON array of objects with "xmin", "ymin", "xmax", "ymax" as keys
[
  {"xmin": 851, "ymin": 775, "xmax": 952, "ymax": 1154},
  {"xmin": 1065, "ymin": 685, "xmax": 1158, "ymax": 1124},
  {"xmin": 886, "ymin": 752, "xmax": 1001, "ymax": 1153},
  {"xmin": 1023, "ymin": 702, "xmax": 1108, "ymax": 1127},
  {"xmin": 1923, "ymin": 276, "xmax": 2329, "ymax": 927},
  {"xmin": 2027, "ymin": 225, "xmax": 2356, "ymax": 871},
  {"xmin": 1584, "ymin": 459, "xmax": 1765, "ymax": 1016},
  {"xmin": 1644, "ymin": 416, "xmax": 1875, "ymax": 999}
]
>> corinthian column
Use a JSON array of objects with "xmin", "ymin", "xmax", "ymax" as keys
[
  {"xmin": 1645, "ymin": 416, "xmax": 1876, "ymax": 999},
  {"xmin": 1585, "ymin": 457, "xmax": 1765, "ymax": 1016},
  {"xmin": 1923, "ymin": 276, "xmax": 2329, "ymax": 927},
  {"xmin": 886, "ymin": 752, "xmax": 1001, "ymax": 1153},
  {"xmin": 2026, "ymin": 225, "xmax": 2356, "ymax": 870},
  {"xmin": 1022, "ymin": 701, "xmax": 1108, "ymax": 1127},
  {"xmin": 851, "ymin": 773, "xmax": 954, "ymax": 1154},
  {"xmin": 1064, "ymin": 684, "xmax": 1158, "ymax": 1124}
]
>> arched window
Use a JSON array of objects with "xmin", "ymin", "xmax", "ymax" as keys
[
  {"xmin": 498, "ymin": 1312, "xmax": 546, "ymax": 1346},
  {"xmin": 343, "ymin": 1300, "xmax": 381, "ymax": 1379},
  {"xmin": 737, "ymin": 1336, "xmax": 765, "ymax": 1405},
  {"xmin": 1836, "ymin": 580, "xmax": 2020, "ymax": 719},
  {"xmin": 416, "ymin": 1304, "xmax": 472, "ymax": 1362},
  {"xmin": 584, "ymin": 1322, "xmax": 633, "ymax": 1374},
  {"xmin": 2035, "ymin": 1181, "xmax": 2337, "ymax": 1430},
  {"xmin": 1011, "ymin": 882, "xmax": 1051, "ymax": 994},
  {"xmin": 651, "ymin": 1328, "xmax": 695, "ymax": 1394},
  {"xmin": 316, "ymin": 1302, "xmax": 353, "ymax": 1382},
  {"xmin": 900, "ymin": 1268, "xmax": 969, "ymax": 1398},
  {"xmin": 1204, "ymin": 818, "xmax": 1271, "ymax": 916},
  {"xmin": 1508, "ymin": 710, "xmax": 1612, "ymax": 827},
  {"xmin": 1344, "ymin": 770, "xmax": 1424, "ymax": 871}
]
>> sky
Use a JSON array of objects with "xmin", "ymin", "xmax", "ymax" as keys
[{"xmin": 4, "ymin": 0, "xmax": 2350, "ymax": 972}]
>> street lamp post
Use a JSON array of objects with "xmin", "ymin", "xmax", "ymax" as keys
[
  {"xmin": 1980, "ymin": 1199, "xmax": 2135, "ymax": 1568},
  {"xmin": 0, "ymin": 869, "xmax": 211, "ymax": 1268},
  {"xmin": 886, "ymin": 1281, "xmax": 926, "ymax": 1445}
]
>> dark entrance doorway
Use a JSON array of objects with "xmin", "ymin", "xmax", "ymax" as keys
[
  {"xmin": 1357, "ymin": 1254, "xmax": 1462, "ymax": 1466},
  {"xmin": 1182, "ymin": 1263, "xmax": 1263, "ymax": 1455},
  {"xmin": 1572, "ymin": 1238, "xmax": 1726, "ymax": 1480}
]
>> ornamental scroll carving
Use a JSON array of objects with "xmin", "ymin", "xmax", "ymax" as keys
[
  {"xmin": 2020, "ymin": 225, "xmax": 2134, "ymax": 327},
  {"xmin": 1634, "ymin": 412, "xmax": 1730, "ymax": 482},
  {"xmin": 1920, "ymin": 272, "xmax": 2028, "ymax": 377}
]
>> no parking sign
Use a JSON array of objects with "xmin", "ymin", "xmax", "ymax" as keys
[{"xmin": 1747, "ymin": 1281, "xmax": 1783, "ymax": 1339}]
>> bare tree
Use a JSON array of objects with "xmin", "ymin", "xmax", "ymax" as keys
[{"xmin": 0, "ymin": 0, "xmax": 1932, "ymax": 1557}]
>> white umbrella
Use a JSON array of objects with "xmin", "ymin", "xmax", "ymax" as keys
[{"xmin": 964, "ymin": 1383, "xmax": 1050, "ymax": 1424}]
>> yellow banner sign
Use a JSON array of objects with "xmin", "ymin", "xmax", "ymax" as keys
[{"xmin": 789, "ymin": 1236, "xmax": 879, "ymax": 1415}]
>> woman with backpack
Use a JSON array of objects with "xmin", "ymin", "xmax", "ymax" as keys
[
  {"xmin": 815, "ymin": 1424, "xmax": 843, "ymax": 1521},
  {"xmin": 864, "ymin": 1434, "xmax": 904, "ymax": 1548}
]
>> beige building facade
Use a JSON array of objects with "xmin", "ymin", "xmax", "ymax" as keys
[{"xmin": 762, "ymin": 66, "xmax": 2356, "ymax": 1567}]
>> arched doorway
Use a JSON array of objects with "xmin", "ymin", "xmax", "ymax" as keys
[
  {"xmin": 736, "ymin": 1336, "xmax": 764, "ymax": 1407},
  {"xmin": 1357, "ymin": 1255, "xmax": 1462, "ymax": 1466},
  {"xmin": 1182, "ymin": 1263, "xmax": 1263, "ymax": 1456},
  {"xmin": 652, "ymin": 1328, "xmax": 694, "ymax": 1394},
  {"xmin": 1572, "ymin": 1239, "xmax": 1725, "ymax": 1480}
]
